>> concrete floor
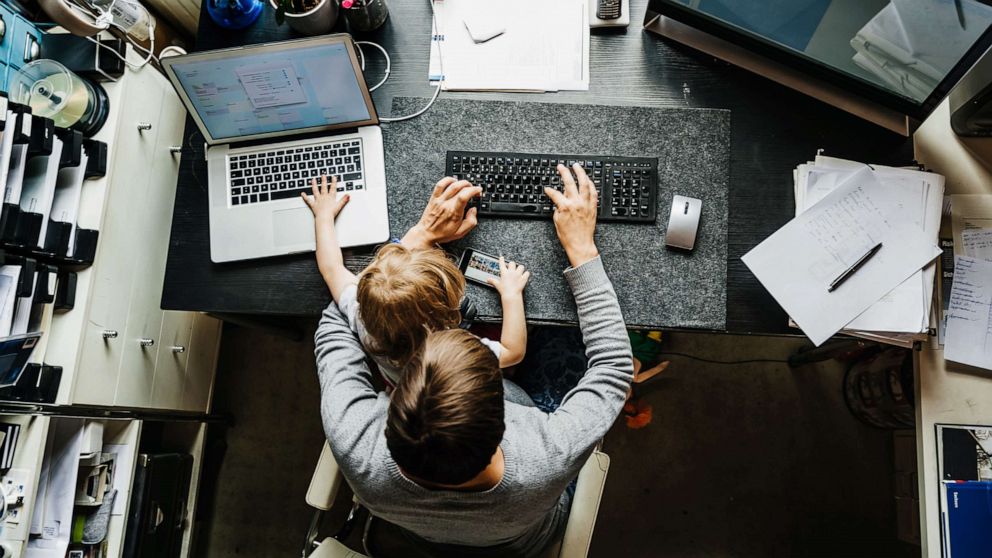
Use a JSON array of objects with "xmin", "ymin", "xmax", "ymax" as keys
[{"xmin": 193, "ymin": 322, "xmax": 919, "ymax": 558}]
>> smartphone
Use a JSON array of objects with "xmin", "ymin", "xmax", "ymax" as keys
[{"xmin": 459, "ymin": 248, "xmax": 503, "ymax": 288}]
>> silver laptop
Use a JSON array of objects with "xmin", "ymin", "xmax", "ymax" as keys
[{"xmin": 162, "ymin": 35, "xmax": 390, "ymax": 263}]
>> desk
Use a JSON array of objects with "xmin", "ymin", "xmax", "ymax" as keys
[{"xmin": 161, "ymin": 0, "xmax": 913, "ymax": 335}]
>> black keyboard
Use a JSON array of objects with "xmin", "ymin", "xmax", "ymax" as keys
[
  {"xmin": 445, "ymin": 151, "xmax": 658, "ymax": 223},
  {"xmin": 228, "ymin": 139, "xmax": 365, "ymax": 206}
]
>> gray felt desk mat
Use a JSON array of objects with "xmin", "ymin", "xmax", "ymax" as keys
[{"xmin": 382, "ymin": 98, "xmax": 730, "ymax": 330}]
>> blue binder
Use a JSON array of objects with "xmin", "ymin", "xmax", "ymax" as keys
[{"xmin": 944, "ymin": 481, "xmax": 992, "ymax": 558}]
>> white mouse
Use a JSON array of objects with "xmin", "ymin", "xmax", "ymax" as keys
[{"xmin": 665, "ymin": 195, "xmax": 702, "ymax": 250}]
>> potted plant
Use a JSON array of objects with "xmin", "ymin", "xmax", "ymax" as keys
[{"xmin": 272, "ymin": 0, "xmax": 338, "ymax": 35}]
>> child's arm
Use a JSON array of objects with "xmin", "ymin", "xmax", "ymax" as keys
[
  {"xmin": 302, "ymin": 176, "xmax": 358, "ymax": 303},
  {"xmin": 487, "ymin": 257, "xmax": 531, "ymax": 368}
]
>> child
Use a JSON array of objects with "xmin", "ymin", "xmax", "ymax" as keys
[{"xmin": 302, "ymin": 175, "xmax": 530, "ymax": 384}]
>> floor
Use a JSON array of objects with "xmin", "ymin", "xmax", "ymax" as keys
[{"xmin": 193, "ymin": 322, "xmax": 919, "ymax": 558}]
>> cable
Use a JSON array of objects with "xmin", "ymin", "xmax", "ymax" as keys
[
  {"xmin": 82, "ymin": 0, "xmax": 158, "ymax": 71},
  {"xmin": 158, "ymin": 45, "xmax": 187, "ymax": 59},
  {"xmin": 655, "ymin": 351, "xmax": 790, "ymax": 366},
  {"xmin": 378, "ymin": 0, "xmax": 444, "ymax": 123},
  {"xmin": 354, "ymin": 41, "xmax": 390, "ymax": 92}
]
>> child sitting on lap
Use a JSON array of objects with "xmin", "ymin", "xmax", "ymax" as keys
[{"xmin": 303, "ymin": 175, "xmax": 530, "ymax": 384}]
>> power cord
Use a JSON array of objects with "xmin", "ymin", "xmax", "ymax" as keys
[
  {"xmin": 354, "ymin": 0, "xmax": 444, "ymax": 123},
  {"xmin": 354, "ymin": 40, "xmax": 390, "ymax": 91},
  {"xmin": 655, "ymin": 351, "xmax": 790, "ymax": 366}
]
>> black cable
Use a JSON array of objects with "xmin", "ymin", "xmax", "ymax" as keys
[{"xmin": 655, "ymin": 352, "xmax": 790, "ymax": 365}]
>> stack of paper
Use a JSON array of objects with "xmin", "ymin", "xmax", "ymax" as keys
[
  {"xmin": 427, "ymin": 0, "xmax": 589, "ymax": 92},
  {"xmin": 850, "ymin": 0, "xmax": 992, "ymax": 102},
  {"xmin": 742, "ymin": 155, "xmax": 943, "ymax": 347}
]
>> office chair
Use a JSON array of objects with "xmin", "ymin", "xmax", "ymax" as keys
[{"xmin": 303, "ymin": 442, "xmax": 611, "ymax": 558}]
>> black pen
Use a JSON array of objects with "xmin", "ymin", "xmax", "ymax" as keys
[{"xmin": 827, "ymin": 242, "xmax": 883, "ymax": 293}]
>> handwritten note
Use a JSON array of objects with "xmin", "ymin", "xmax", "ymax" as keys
[
  {"xmin": 945, "ymin": 256, "xmax": 992, "ymax": 371},
  {"xmin": 961, "ymin": 228, "xmax": 992, "ymax": 261}
]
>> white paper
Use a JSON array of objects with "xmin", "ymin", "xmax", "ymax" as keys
[
  {"xmin": 26, "ymin": 419, "xmax": 83, "ymax": 557},
  {"xmin": 11, "ymin": 271, "xmax": 35, "ymax": 336},
  {"xmin": 0, "ymin": 266, "xmax": 21, "ymax": 338},
  {"xmin": 0, "ymin": 113, "xmax": 17, "ymax": 200},
  {"xmin": 4, "ymin": 144, "xmax": 29, "ymax": 205},
  {"xmin": 944, "ymin": 257, "xmax": 992, "ymax": 371},
  {"xmin": 103, "ymin": 443, "xmax": 134, "ymax": 516},
  {"xmin": 50, "ymin": 153, "xmax": 88, "ymax": 255},
  {"xmin": 961, "ymin": 228, "xmax": 992, "ymax": 261},
  {"xmin": 19, "ymin": 137, "xmax": 64, "ymax": 245},
  {"xmin": 428, "ymin": 0, "xmax": 589, "ymax": 91},
  {"xmin": 743, "ymin": 169, "xmax": 941, "ymax": 346}
]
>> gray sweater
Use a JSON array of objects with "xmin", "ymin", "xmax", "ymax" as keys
[{"xmin": 315, "ymin": 256, "xmax": 634, "ymax": 556}]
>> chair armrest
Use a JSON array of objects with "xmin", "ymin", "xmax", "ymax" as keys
[
  {"xmin": 558, "ymin": 451, "xmax": 610, "ymax": 558},
  {"xmin": 307, "ymin": 442, "xmax": 344, "ymax": 511},
  {"xmin": 307, "ymin": 537, "xmax": 366, "ymax": 558}
]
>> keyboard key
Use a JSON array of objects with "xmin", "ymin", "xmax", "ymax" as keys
[
  {"xmin": 270, "ymin": 187, "xmax": 309, "ymax": 201},
  {"xmin": 343, "ymin": 172, "xmax": 362, "ymax": 181},
  {"xmin": 232, "ymin": 197, "xmax": 240, "ymax": 205}
]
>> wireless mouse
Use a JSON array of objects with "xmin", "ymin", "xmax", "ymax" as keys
[{"xmin": 665, "ymin": 195, "xmax": 702, "ymax": 250}]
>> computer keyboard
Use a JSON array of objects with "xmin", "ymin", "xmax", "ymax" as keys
[
  {"xmin": 446, "ymin": 151, "xmax": 658, "ymax": 223},
  {"xmin": 228, "ymin": 139, "xmax": 365, "ymax": 206}
]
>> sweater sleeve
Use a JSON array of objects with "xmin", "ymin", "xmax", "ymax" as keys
[
  {"xmin": 314, "ymin": 301, "xmax": 382, "ymax": 471},
  {"xmin": 546, "ymin": 257, "xmax": 634, "ymax": 459}
]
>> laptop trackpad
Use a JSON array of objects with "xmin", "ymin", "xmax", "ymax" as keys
[{"xmin": 272, "ymin": 208, "xmax": 313, "ymax": 246}]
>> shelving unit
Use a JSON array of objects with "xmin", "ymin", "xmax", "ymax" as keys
[{"xmin": 0, "ymin": 27, "xmax": 223, "ymax": 558}]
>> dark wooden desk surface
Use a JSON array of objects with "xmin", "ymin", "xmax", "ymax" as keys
[{"xmin": 162, "ymin": 0, "xmax": 913, "ymax": 335}]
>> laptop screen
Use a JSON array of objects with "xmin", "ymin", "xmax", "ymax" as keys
[{"xmin": 164, "ymin": 37, "xmax": 376, "ymax": 144}]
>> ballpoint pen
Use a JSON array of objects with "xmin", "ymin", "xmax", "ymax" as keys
[{"xmin": 827, "ymin": 242, "xmax": 883, "ymax": 293}]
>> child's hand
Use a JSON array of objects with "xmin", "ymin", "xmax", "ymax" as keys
[
  {"xmin": 488, "ymin": 256, "xmax": 530, "ymax": 298},
  {"xmin": 302, "ymin": 175, "xmax": 349, "ymax": 223}
]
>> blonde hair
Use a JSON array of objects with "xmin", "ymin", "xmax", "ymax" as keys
[{"xmin": 357, "ymin": 244, "xmax": 465, "ymax": 367}]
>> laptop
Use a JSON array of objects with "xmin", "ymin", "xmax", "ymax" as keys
[{"xmin": 162, "ymin": 35, "xmax": 390, "ymax": 263}]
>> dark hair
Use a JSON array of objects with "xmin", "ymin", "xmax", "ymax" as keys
[{"xmin": 385, "ymin": 329, "xmax": 504, "ymax": 485}]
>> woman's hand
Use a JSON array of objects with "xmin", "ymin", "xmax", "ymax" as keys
[{"xmin": 302, "ymin": 175, "xmax": 350, "ymax": 223}]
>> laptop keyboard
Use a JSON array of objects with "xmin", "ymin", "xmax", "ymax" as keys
[{"xmin": 228, "ymin": 139, "xmax": 365, "ymax": 206}]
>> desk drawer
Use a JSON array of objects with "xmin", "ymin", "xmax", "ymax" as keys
[{"xmin": 151, "ymin": 311, "xmax": 193, "ymax": 409}]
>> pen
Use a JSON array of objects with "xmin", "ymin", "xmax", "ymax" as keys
[{"xmin": 827, "ymin": 242, "xmax": 883, "ymax": 293}]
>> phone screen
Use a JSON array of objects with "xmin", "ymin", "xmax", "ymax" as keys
[{"xmin": 461, "ymin": 250, "xmax": 501, "ymax": 285}]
